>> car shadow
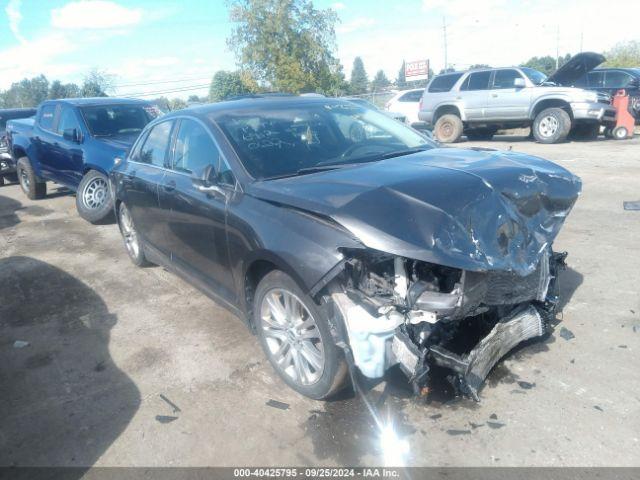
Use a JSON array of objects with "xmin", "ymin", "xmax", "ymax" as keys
[
  {"xmin": 0, "ymin": 256, "xmax": 140, "ymax": 472},
  {"xmin": 0, "ymin": 194, "xmax": 23, "ymax": 230}
]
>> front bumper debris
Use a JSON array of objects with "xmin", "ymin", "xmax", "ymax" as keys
[
  {"xmin": 395, "ymin": 305, "xmax": 545, "ymax": 401},
  {"xmin": 329, "ymin": 248, "xmax": 568, "ymax": 401}
]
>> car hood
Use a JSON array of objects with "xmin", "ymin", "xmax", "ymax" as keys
[
  {"xmin": 247, "ymin": 148, "xmax": 582, "ymax": 276},
  {"xmin": 546, "ymin": 52, "xmax": 605, "ymax": 85},
  {"xmin": 96, "ymin": 132, "xmax": 140, "ymax": 152}
]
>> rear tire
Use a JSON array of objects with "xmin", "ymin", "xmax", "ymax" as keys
[
  {"xmin": 532, "ymin": 107, "xmax": 571, "ymax": 144},
  {"xmin": 0, "ymin": 176, "xmax": 4, "ymax": 186},
  {"xmin": 434, "ymin": 114, "xmax": 463, "ymax": 143},
  {"xmin": 76, "ymin": 170, "xmax": 114, "ymax": 224},
  {"xmin": 117, "ymin": 202, "xmax": 150, "ymax": 267},
  {"xmin": 16, "ymin": 157, "xmax": 46, "ymax": 199},
  {"xmin": 254, "ymin": 270, "xmax": 347, "ymax": 400}
]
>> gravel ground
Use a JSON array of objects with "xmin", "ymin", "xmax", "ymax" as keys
[{"xmin": 1, "ymin": 134, "xmax": 639, "ymax": 467}]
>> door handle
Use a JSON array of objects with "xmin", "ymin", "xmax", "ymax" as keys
[{"xmin": 163, "ymin": 180, "xmax": 176, "ymax": 192}]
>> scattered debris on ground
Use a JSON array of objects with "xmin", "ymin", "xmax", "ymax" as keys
[
  {"xmin": 13, "ymin": 340, "xmax": 29, "ymax": 348},
  {"xmin": 266, "ymin": 399, "xmax": 290, "ymax": 410},
  {"xmin": 623, "ymin": 201, "xmax": 640, "ymax": 211},
  {"xmin": 155, "ymin": 415, "xmax": 178, "ymax": 424},
  {"xmin": 160, "ymin": 394, "xmax": 181, "ymax": 413},
  {"xmin": 559, "ymin": 327, "xmax": 575, "ymax": 341}
]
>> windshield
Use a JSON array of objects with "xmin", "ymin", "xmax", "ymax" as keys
[
  {"xmin": 212, "ymin": 101, "xmax": 434, "ymax": 180},
  {"xmin": 80, "ymin": 104, "xmax": 158, "ymax": 137},
  {"xmin": 521, "ymin": 67, "xmax": 548, "ymax": 85}
]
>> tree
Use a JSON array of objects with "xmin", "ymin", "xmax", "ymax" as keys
[
  {"xmin": 168, "ymin": 98, "xmax": 188, "ymax": 111},
  {"xmin": 520, "ymin": 54, "xmax": 571, "ymax": 75},
  {"xmin": 209, "ymin": 70, "xmax": 256, "ymax": 101},
  {"xmin": 1, "ymin": 75, "xmax": 50, "ymax": 107},
  {"xmin": 48, "ymin": 80, "xmax": 80, "ymax": 99},
  {"xmin": 81, "ymin": 68, "xmax": 114, "ymax": 97},
  {"xmin": 370, "ymin": 69, "xmax": 390, "ymax": 90},
  {"xmin": 604, "ymin": 41, "xmax": 640, "ymax": 67},
  {"xmin": 350, "ymin": 56, "xmax": 368, "ymax": 94},
  {"xmin": 228, "ymin": 0, "xmax": 344, "ymax": 94},
  {"xmin": 396, "ymin": 61, "xmax": 406, "ymax": 86}
]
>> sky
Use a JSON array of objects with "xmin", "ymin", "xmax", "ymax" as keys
[{"xmin": 0, "ymin": 0, "xmax": 638, "ymax": 99}]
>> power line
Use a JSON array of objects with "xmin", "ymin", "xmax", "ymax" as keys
[
  {"xmin": 113, "ymin": 76, "xmax": 213, "ymax": 88},
  {"xmin": 125, "ymin": 83, "xmax": 211, "ymax": 98}
]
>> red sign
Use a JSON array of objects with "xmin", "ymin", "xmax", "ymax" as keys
[{"xmin": 405, "ymin": 60, "xmax": 430, "ymax": 80}]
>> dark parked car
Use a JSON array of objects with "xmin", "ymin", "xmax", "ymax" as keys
[
  {"xmin": 7, "ymin": 98, "xmax": 160, "ymax": 222},
  {"xmin": 111, "ymin": 96, "xmax": 581, "ymax": 400},
  {"xmin": 572, "ymin": 67, "xmax": 640, "ymax": 122},
  {"xmin": 0, "ymin": 108, "xmax": 36, "ymax": 185}
]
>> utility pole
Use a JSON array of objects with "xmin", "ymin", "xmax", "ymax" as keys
[
  {"xmin": 443, "ymin": 17, "xmax": 448, "ymax": 72},
  {"xmin": 580, "ymin": 29, "xmax": 584, "ymax": 52},
  {"xmin": 555, "ymin": 25, "xmax": 560, "ymax": 69}
]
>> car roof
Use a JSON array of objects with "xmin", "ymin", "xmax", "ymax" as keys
[
  {"xmin": 162, "ymin": 95, "xmax": 362, "ymax": 120},
  {"xmin": 42, "ymin": 97, "xmax": 152, "ymax": 107},
  {"xmin": 593, "ymin": 67, "xmax": 640, "ymax": 75}
]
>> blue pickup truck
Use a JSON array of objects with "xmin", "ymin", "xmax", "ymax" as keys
[{"xmin": 7, "ymin": 98, "xmax": 160, "ymax": 222}]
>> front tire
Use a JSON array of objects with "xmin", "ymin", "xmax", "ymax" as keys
[
  {"xmin": 117, "ymin": 202, "xmax": 150, "ymax": 267},
  {"xmin": 254, "ymin": 270, "xmax": 347, "ymax": 399},
  {"xmin": 532, "ymin": 107, "xmax": 571, "ymax": 144},
  {"xmin": 76, "ymin": 170, "xmax": 114, "ymax": 223},
  {"xmin": 16, "ymin": 157, "xmax": 46, "ymax": 199},
  {"xmin": 434, "ymin": 114, "xmax": 463, "ymax": 143}
]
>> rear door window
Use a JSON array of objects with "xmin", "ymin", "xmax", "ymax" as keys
[
  {"xmin": 492, "ymin": 69, "xmax": 524, "ymax": 89},
  {"xmin": 39, "ymin": 105, "xmax": 57, "ymax": 131},
  {"xmin": 428, "ymin": 73, "xmax": 463, "ymax": 93},
  {"xmin": 138, "ymin": 121, "xmax": 173, "ymax": 168},
  {"xmin": 460, "ymin": 71, "xmax": 492, "ymax": 91}
]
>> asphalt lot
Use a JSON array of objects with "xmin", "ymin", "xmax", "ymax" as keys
[{"xmin": 1, "ymin": 134, "xmax": 639, "ymax": 468}]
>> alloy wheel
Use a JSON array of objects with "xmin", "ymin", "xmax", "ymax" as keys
[
  {"xmin": 19, "ymin": 168, "xmax": 30, "ymax": 191},
  {"xmin": 119, "ymin": 204, "xmax": 140, "ymax": 259},
  {"xmin": 538, "ymin": 115, "xmax": 559, "ymax": 138},
  {"xmin": 83, "ymin": 177, "xmax": 109, "ymax": 210},
  {"xmin": 260, "ymin": 289, "xmax": 325, "ymax": 386}
]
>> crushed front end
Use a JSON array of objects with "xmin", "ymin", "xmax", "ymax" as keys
[{"xmin": 328, "ymin": 248, "xmax": 567, "ymax": 400}]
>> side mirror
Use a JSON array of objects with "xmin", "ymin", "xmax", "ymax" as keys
[
  {"xmin": 63, "ymin": 128, "xmax": 80, "ymax": 143},
  {"xmin": 514, "ymin": 78, "xmax": 526, "ymax": 88},
  {"xmin": 192, "ymin": 164, "xmax": 225, "ymax": 196}
]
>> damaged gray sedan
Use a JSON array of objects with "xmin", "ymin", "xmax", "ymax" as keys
[{"xmin": 112, "ymin": 96, "xmax": 581, "ymax": 400}]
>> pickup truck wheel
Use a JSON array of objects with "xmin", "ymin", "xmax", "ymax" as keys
[
  {"xmin": 254, "ymin": 270, "xmax": 347, "ymax": 400},
  {"xmin": 0, "ymin": 176, "xmax": 4, "ymax": 186},
  {"xmin": 76, "ymin": 170, "xmax": 114, "ymax": 224},
  {"xmin": 532, "ymin": 108, "xmax": 571, "ymax": 144},
  {"xmin": 117, "ymin": 202, "xmax": 150, "ymax": 267},
  {"xmin": 17, "ymin": 157, "xmax": 46, "ymax": 199},
  {"xmin": 434, "ymin": 114, "xmax": 463, "ymax": 143}
]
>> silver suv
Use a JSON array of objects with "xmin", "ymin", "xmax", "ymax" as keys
[{"xmin": 418, "ymin": 55, "xmax": 616, "ymax": 144}]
